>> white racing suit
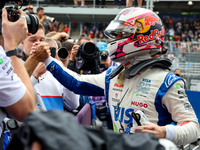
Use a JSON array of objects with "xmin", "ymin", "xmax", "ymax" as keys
[{"xmin": 44, "ymin": 57, "xmax": 200, "ymax": 145}]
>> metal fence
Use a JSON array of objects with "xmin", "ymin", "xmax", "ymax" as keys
[{"xmin": 163, "ymin": 41, "xmax": 200, "ymax": 91}]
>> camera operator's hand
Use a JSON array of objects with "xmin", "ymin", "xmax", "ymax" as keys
[
  {"xmin": 51, "ymin": 32, "xmax": 69, "ymax": 42},
  {"xmin": 70, "ymin": 45, "xmax": 79, "ymax": 61},
  {"xmin": 29, "ymin": 42, "xmax": 51, "ymax": 62},
  {"xmin": 101, "ymin": 58, "xmax": 111, "ymax": 69},
  {"xmin": 31, "ymin": 141, "xmax": 42, "ymax": 150},
  {"xmin": 2, "ymin": 8, "xmax": 30, "ymax": 51},
  {"xmin": 27, "ymin": 5, "xmax": 34, "ymax": 14}
]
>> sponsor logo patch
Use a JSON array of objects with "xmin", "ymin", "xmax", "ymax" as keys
[
  {"xmin": 0, "ymin": 58, "xmax": 3, "ymax": 64},
  {"xmin": 131, "ymin": 101, "xmax": 148, "ymax": 108}
]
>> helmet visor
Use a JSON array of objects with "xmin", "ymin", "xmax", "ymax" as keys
[{"xmin": 104, "ymin": 20, "xmax": 136, "ymax": 39}]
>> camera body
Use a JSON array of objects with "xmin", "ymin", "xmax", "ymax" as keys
[
  {"xmin": 0, "ymin": 0, "xmax": 39, "ymax": 34},
  {"xmin": 76, "ymin": 42, "xmax": 101, "ymax": 74}
]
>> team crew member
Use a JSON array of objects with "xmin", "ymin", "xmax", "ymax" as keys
[{"xmin": 0, "ymin": 8, "xmax": 36, "ymax": 148}]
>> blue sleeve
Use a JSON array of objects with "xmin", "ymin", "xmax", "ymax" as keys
[{"xmin": 46, "ymin": 61, "xmax": 104, "ymax": 96}]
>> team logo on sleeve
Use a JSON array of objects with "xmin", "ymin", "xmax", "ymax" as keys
[
  {"xmin": 184, "ymin": 103, "xmax": 193, "ymax": 111},
  {"xmin": 164, "ymin": 73, "xmax": 178, "ymax": 88}
]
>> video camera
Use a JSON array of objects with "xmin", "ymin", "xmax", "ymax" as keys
[
  {"xmin": 76, "ymin": 42, "xmax": 101, "ymax": 74},
  {"xmin": 0, "ymin": 0, "xmax": 39, "ymax": 34}
]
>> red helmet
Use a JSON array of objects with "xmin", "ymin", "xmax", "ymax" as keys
[{"xmin": 104, "ymin": 7, "xmax": 165, "ymax": 63}]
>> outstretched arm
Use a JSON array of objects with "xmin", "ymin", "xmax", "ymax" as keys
[{"xmin": 44, "ymin": 56, "xmax": 105, "ymax": 96}]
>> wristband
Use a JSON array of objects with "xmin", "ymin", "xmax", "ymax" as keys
[
  {"xmin": 6, "ymin": 48, "xmax": 22, "ymax": 58},
  {"xmin": 32, "ymin": 72, "xmax": 39, "ymax": 80}
]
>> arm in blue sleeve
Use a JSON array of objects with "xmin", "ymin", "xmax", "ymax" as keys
[{"xmin": 46, "ymin": 60, "xmax": 105, "ymax": 96}]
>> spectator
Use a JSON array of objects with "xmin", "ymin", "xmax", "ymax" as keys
[
  {"xmin": 166, "ymin": 51, "xmax": 175, "ymax": 60},
  {"xmin": 166, "ymin": 17, "xmax": 174, "ymax": 27},
  {"xmin": 180, "ymin": 39, "xmax": 187, "ymax": 52},
  {"xmin": 26, "ymin": 5, "xmax": 34, "ymax": 14},
  {"xmin": 63, "ymin": 24, "xmax": 69, "ymax": 33},
  {"xmin": 96, "ymin": 0, "xmax": 105, "ymax": 8},
  {"xmin": 168, "ymin": 25, "xmax": 175, "ymax": 39},
  {"xmin": 47, "ymin": 32, "xmax": 69, "ymax": 43},
  {"xmin": 58, "ymin": 22, "xmax": 64, "ymax": 32},
  {"xmin": 188, "ymin": 30, "xmax": 194, "ymax": 41},
  {"xmin": 126, "ymin": 0, "xmax": 143, "ymax": 7},
  {"xmin": 175, "ymin": 27, "xmax": 181, "ymax": 41},
  {"xmin": 60, "ymin": 41, "xmax": 74, "ymax": 67},
  {"xmin": 43, "ymin": 7, "xmax": 200, "ymax": 145},
  {"xmin": 21, "ymin": 24, "xmax": 79, "ymax": 111},
  {"xmin": 36, "ymin": 7, "xmax": 56, "ymax": 34},
  {"xmin": 82, "ymin": 25, "xmax": 88, "ymax": 36},
  {"xmin": 0, "ymin": 8, "xmax": 35, "ymax": 148},
  {"xmin": 114, "ymin": 0, "xmax": 126, "ymax": 8},
  {"xmin": 174, "ymin": 68, "xmax": 187, "ymax": 89},
  {"xmin": 67, "ymin": 37, "xmax": 94, "ymax": 73},
  {"xmin": 73, "ymin": 0, "xmax": 86, "ymax": 7},
  {"xmin": 175, "ymin": 20, "xmax": 182, "ymax": 31}
]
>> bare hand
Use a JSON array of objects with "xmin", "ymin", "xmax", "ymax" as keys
[
  {"xmin": 51, "ymin": 32, "xmax": 69, "ymax": 41},
  {"xmin": 34, "ymin": 62, "xmax": 47, "ymax": 77},
  {"xmin": 30, "ymin": 42, "xmax": 50, "ymax": 62},
  {"xmin": 31, "ymin": 141, "xmax": 42, "ymax": 150},
  {"xmin": 134, "ymin": 122, "xmax": 166, "ymax": 139},
  {"xmin": 2, "ymin": 8, "xmax": 29, "ymax": 50},
  {"xmin": 41, "ymin": 15, "xmax": 47, "ymax": 21},
  {"xmin": 59, "ymin": 32, "xmax": 69, "ymax": 41},
  {"xmin": 70, "ymin": 45, "xmax": 79, "ymax": 61},
  {"xmin": 27, "ymin": 5, "xmax": 34, "ymax": 13},
  {"xmin": 101, "ymin": 58, "xmax": 111, "ymax": 69}
]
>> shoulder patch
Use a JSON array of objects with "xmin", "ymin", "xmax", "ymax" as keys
[{"xmin": 164, "ymin": 73, "xmax": 179, "ymax": 88}]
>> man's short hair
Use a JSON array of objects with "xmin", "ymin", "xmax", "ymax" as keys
[
  {"xmin": 38, "ymin": 23, "xmax": 45, "ymax": 33},
  {"xmin": 55, "ymin": 39, "xmax": 62, "ymax": 49},
  {"xmin": 77, "ymin": 37, "xmax": 93, "ymax": 45},
  {"xmin": 44, "ymin": 37, "xmax": 58, "ymax": 49},
  {"xmin": 62, "ymin": 41, "xmax": 74, "ymax": 52},
  {"xmin": 45, "ymin": 31, "xmax": 57, "ymax": 38},
  {"xmin": 37, "ymin": 7, "xmax": 44, "ymax": 12}
]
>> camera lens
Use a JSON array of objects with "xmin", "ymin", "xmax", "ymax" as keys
[
  {"xmin": 100, "ymin": 51, "xmax": 108, "ymax": 61},
  {"xmin": 58, "ymin": 47, "xmax": 68, "ymax": 60},
  {"xmin": 82, "ymin": 42, "xmax": 96, "ymax": 55},
  {"xmin": 101, "ymin": 53, "xmax": 108, "ymax": 61},
  {"xmin": 25, "ymin": 14, "xmax": 39, "ymax": 34}
]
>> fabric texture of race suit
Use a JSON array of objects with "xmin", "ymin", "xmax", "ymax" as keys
[{"xmin": 44, "ymin": 56, "xmax": 200, "ymax": 145}]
